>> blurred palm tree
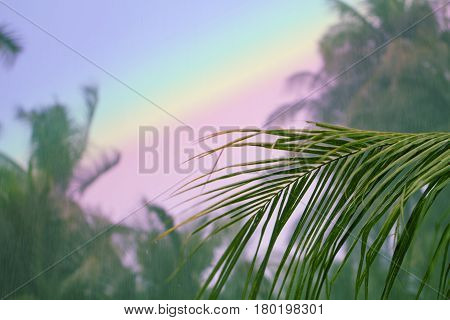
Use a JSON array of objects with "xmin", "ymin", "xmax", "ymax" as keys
[
  {"xmin": 15, "ymin": 86, "xmax": 120, "ymax": 195},
  {"xmin": 0, "ymin": 87, "xmax": 131, "ymax": 299},
  {"xmin": 0, "ymin": 25, "xmax": 21, "ymax": 65},
  {"xmin": 133, "ymin": 202, "xmax": 217, "ymax": 299},
  {"xmin": 269, "ymin": 0, "xmax": 450, "ymax": 132},
  {"xmin": 0, "ymin": 87, "xmax": 235, "ymax": 299}
]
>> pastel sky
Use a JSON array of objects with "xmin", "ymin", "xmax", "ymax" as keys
[{"xmin": 0, "ymin": 1, "xmax": 345, "ymax": 220}]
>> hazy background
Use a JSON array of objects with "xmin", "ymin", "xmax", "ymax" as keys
[{"xmin": 0, "ymin": 0, "xmax": 339, "ymax": 218}]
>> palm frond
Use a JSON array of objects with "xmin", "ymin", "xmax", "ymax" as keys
[
  {"xmin": 73, "ymin": 86, "xmax": 99, "ymax": 162},
  {"xmin": 163, "ymin": 122, "xmax": 449, "ymax": 299},
  {"xmin": 0, "ymin": 25, "xmax": 21, "ymax": 65},
  {"xmin": 73, "ymin": 150, "xmax": 120, "ymax": 195}
]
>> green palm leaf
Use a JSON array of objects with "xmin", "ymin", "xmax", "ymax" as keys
[{"xmin": 162, "ymin": 122, "xmax": 449, "ymax": 299}]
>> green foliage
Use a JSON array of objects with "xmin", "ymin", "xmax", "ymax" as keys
[
  {"xmin": 0, "ymin": 88, "xmax": 132, "ymax": 299},
  {"xmin": 272, "ymin": 0, "xmax": 450, "ymax": 132},
  {"xmin": 15, "ymin": 86, "xmax": 120, "ymax": 194},
  {"xmin": 134, "ymin": 203, "xmax": 217, "ymax": 299},
  {"xmin": 167, "ymin": 123, "xmax": 449, "ymax": 299},
  {"xmin": 0, "ymin": 25, "xmax": 21, "ymax": 65},
  {"xmin": 0, "ymin": 89, "xmax": 226, "ymax": 299}
]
